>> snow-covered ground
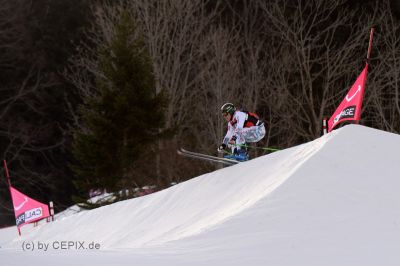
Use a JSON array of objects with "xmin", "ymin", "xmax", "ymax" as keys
[{"xmin": 1, "ymin": 124, "xmax": 400, "ymax": 265}]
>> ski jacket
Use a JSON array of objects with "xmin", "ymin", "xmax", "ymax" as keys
[{"xmin": 222, "ymin": 110, "xmax": 262, "ymax": 145}]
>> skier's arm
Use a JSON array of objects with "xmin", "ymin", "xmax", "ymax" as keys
[
  {"xmin": 222, "ymin": 124, "xmax": 234, "ymax": 145},
  {"xmin": 235, "ymin": 112, "xmax": 246, "ymax": 130},
  {"xmin": 218, "ymin": 124, "xmax": 233, "ymax": 152}
]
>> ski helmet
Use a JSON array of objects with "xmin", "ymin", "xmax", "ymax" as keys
[{"xmin": 220, "ymin": 103, "xmax": 236, "ymax": 115}]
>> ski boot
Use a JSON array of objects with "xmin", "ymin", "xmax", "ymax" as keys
[{"xmin": 224, "ymin": 148, "xmax": 249, "ymax": 162}]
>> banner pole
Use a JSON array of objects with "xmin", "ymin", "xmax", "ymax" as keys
[
  {"xmin": 3, "ymin": 160, "xmax": 21, "ymax": 236},
  {"xmin": 328, "ymin": 28, "xmax": 374, "ymax": 132},
  {"xmin": 357, "ymin": 28, "xmax": 374, "ymax": 125},
  {"xmin": 366, "ymin": 28, "xmax": 374, "ymax": 60},
  {"xmin": 3, "ymin": 160, "xmax": 11, "ymax": 188}
]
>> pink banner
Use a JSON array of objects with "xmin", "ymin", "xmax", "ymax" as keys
[
  {"xmin": 10, "ymin": 186, "xmax": 50, "ymax": 228},
  {"xmin": 328, "ymin": 64, "xmax": 369, "ymax": 132}
]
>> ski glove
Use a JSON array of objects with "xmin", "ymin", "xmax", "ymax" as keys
[
  {"xmin": 228, "ymin": 135, "xmax": 237, "ymax": 145},
  {"xmin": 218, "ymin": 143, "xmax": 227, "ymax": 153}
]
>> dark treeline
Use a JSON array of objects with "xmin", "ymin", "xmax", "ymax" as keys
[
  {"xmin": 1, "ymin": 0, "xmax": 399, "ymax": 225},
  {"xmin": 0, "ymin": 0, "xmax": 91, "ymax": 224}
]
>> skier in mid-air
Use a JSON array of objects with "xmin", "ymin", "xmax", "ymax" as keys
[{"xmin": 218, "ymin": 103, "xmax": 266, "ymax": 161}]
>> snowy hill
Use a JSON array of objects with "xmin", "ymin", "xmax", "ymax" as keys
[{"xmin": 1, "ymin": 124, "xmax": 400, "ymax": 266}]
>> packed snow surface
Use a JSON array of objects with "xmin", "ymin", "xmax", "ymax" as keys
[{"xmin": 1, "ymin": 125, "xmax": 400, "ymax": 265}]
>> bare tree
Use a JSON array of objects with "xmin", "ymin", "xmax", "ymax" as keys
[
  {"xmin": 365, "ymin": 0, "xmax": 400, "ymax": 133},
  {"xmin": 128, "ymin": 0, "xmax": 225, "ymax": 182},
  {"xmin": 256, "ymin": 0, "xmax": 373, "ymax": 143},
  {"xmin": 193, "ymin": 1, "xmax": 272, "ymax": 157},
  {"xmin": 66, "ymin": 0, "xmax": 221, "ymax": 187},
  {"xmin": 0, "ymin": 0, "xmax": 64, "ymax": 193},
  {"xmin": 0, "ymin": 0, "xmax": 29, "ymax": 69},
  {"xmin": 194, "ymin": 25, "xmax": 243, "ymax": 153},
  {"xmin": 128, "ymin": 0, "xmax": 223, "ymax": 133}
]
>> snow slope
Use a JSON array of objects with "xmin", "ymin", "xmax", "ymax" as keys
[{"xmin": 1, "ymin": 124, "xmax": 400, "ymax": 265}]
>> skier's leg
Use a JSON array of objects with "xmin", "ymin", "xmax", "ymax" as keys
[
  {"xmin": 231, "ymin": 131, "xmax": 248, "ymax": 160},
  {"xmin": 224, "ymin": 141, "xmax": 247, "ymax": 161},
  {"xmin": 240, "ymin": 124, "xmax": 266, "ymax": 143}
]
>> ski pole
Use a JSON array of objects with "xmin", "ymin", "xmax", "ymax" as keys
[
  {"xmin": 222, "ymin": 149, "xmax": 234, "ymax": 155},
  {"xmin": 232, "ymin": 143, "xmax": 281, "ymax": 152}
]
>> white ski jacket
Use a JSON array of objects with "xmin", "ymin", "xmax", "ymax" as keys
[{"xmin": 222, "ymin": 111, "xmax": 244, "ymax": 144}]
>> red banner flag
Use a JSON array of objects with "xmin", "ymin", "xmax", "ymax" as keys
[
  {"xmin": 10, "ymin": 186, "xmax": 50, "ymax": 229},
  {"xmin": 328, "ymin": 64, "xmax": 369, "ymax": 132}
]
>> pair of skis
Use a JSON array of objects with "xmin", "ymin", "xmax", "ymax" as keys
[
  {"xmin": 178, "ymin": 145, "xmax": 280, "ymax": 166},
  {"xmin": 177, "ymin": 148, "xmax": 240, "ymax": 166}
]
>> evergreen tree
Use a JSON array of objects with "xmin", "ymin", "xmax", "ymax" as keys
[{"xmin": 72, "ymin": 13, "xmax": 167, "ymax": 208}]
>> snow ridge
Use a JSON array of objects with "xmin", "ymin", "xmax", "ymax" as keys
[{"xmin": 2, "ymin": 125, "xmax": 400, "ymax": 266}]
